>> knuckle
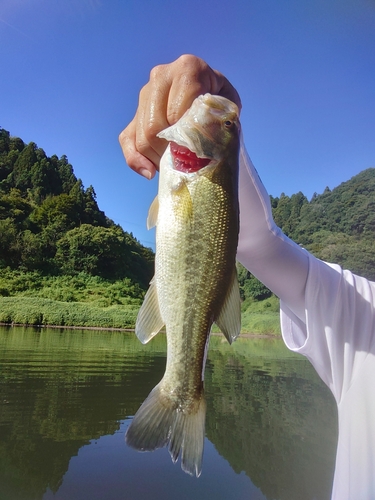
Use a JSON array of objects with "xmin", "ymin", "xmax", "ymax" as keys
[
  {"xmin": 143, "ymin": 120, "xmax": 160, "ymax": 141},
  {"xmin": 125, "ymin": 153, "xmax": 138, "ymax": 171},
  {"xmin": 177, "ymin": 56, "xmax": 212, "ymax": 91},
  {"xmin": 135, "ymin": 136, "xmax": 149, "ymax": 155},
  {"xmin": 176, "ymin": 54, "xmax": 205, "ymax": 72},
  {"xmin": 138, "ymin": 83, "xmax": 149, "ymax": 102},
  {"xmin": 118, "ymin": 128, "xmax": 127, "ymax": 146},
  {"xmin": 149, "ymin": 63, "xmax": 166, "ymax": 81},
  {"xmin": 118, "ymin": 123, "xmax": 134, "ymax": 150}
]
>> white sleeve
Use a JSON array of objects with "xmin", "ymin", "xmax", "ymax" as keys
[
  {"xmin": 281, "ymin": 256, "xmax": 375, "ymax": 400},
  {"xmin": 236, "ymin": 140, "xmax": 309, "ymax": 321},
  {"xmin": 237, "ymin": 141, "xmax": 375, "ymax": 498}
]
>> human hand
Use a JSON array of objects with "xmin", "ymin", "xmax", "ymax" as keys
[{"xmin": 119, "ymin": 54, "xmax": 241, "ymax": 179}]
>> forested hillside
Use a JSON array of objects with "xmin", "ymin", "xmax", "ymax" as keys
[
  {"xmin": 0, "ymin": 127, "xmax": 153, "ymax": 287},
  {"xmin": 237, "ymin": 168, "xmax": 375, "ymax": 306},
  {"xmin": 270, "ymin": 168, "xmax": 375, "ymax": 281},
  {"xmin": 0, "ymin": 126, "xmax": 374, "ymax": 330}
]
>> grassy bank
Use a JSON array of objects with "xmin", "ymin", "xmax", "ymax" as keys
[
  {"xmin": 0, "ymin": 297, "xmax": 138, "ymax": 329},
  {"xmin": 0, "ymin": 294, "xmax": 281, "ymax": 334},
  {"xmin": 0, "ymin": 269, "xmax": 281, "ymax": 334},
  {"xmin": 0, "ymin": 270, "xmax": 142, "ymax": 329},
  {"xmin": 241, "ymin": 295, "xmax": 281, "ymax": 335}
]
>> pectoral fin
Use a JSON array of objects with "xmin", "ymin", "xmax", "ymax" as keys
[
  {"xmin": 172, "ymin": 180, "xmax": 193, "ymax": 223},
  {"xmin": 215, "ymin": 268, "xmax": 241, "ymax": 344},
  {"xmin": 147, "ymin": 196, "xmax": 159, "ymax": 230},
  {"xmin": 135, "ymin": 278, "xmax": 164, "ymax": 344}
]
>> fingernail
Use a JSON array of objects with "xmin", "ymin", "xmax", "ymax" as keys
[{"xmin": 139, "ymin": 168, "xmax": 152, "ymax": 180}]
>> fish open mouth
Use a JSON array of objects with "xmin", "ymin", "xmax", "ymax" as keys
[{"xmin": 170, "ymin": 142, "xmax": 211, "ymax": 173}]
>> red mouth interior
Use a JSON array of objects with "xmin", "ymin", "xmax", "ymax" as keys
[{"xmin": 170, "ymin": 142, "xmax": 211, "ymax": 173}]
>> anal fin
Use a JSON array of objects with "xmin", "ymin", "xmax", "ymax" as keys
[{"xmin": 215, "ymin": 267, "xmax": 241, "ymax": 344}]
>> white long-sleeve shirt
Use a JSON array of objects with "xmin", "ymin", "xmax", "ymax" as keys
[{"xmin": 237, "ymin": 142, "xmax": 375, "ymax": 500}]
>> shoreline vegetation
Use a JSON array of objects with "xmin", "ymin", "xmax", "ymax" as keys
[
  {"xmin": 0, "ymin": 292, "xmax": 282, "ymax": 335},
  {"xmin": 0, "ymin": 127, "xmax": 280, "ymax": 336},
  {"xmin": 0, "ymin": 322, "xmax": 278, "ymax": 338},
  {"xmin": 0, "ymin": 270, "xmax": 282, "ymax": 334},
  {"xmin": 2, "ymin": 128, "xmax": 374, "ymax": 337}
]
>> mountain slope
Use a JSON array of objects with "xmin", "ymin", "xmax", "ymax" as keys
[
  {"xmin": 271, "ymin": 168, "xmax": 375, "ymax": 280},
  {"xmin": 0, "ymin": 127, "xmax": 154, "ymax": 288}
]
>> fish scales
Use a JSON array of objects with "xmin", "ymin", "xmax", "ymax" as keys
[
  {"xmin": 159, "ymin": 170, "xmax": 237, "ymax": 399},
  {"xmin": 126, "ymin": 94, "xmax": 241, "ymax": 477}
]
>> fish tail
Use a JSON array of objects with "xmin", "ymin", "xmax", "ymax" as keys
[
  {"xmin": 169, "ymin": 395, "xmax": 206, "ymax": 477},
  {"xmin": 125, "ymin": 383, "xmax": 206, "ymax": 477}
]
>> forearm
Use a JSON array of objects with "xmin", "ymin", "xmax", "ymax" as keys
[{"xmin": 237, "ymin": 140, "xmax": 308, "ymax": 321}]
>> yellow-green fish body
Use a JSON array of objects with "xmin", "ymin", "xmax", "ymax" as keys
[{"xmin": 126, "ymin": 94, "xmax": 241, "ymax": 476}]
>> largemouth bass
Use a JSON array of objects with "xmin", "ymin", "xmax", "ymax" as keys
[{"xmin": 126, "ymin": 94, "xmax": 241, "ymax": 477}]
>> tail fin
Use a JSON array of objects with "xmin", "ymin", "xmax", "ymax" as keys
[{"xmin": 125, "ymin": 383, "xmax": 206, "ymax": 477}]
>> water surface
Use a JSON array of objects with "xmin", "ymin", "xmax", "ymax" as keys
[{"xmin": 0, "ymin": 326, "xmax": 337, "ymax": 500}]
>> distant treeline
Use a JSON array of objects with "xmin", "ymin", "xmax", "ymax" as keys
[
  {"xmin": 0, "ymin": 127, "xmax": 154, "ymax": 288},
  {"xmin": 270, "ymin": 168, "xmax": 375, "ymax": 281},
  {"xmin": 236, "ymin": 168, "xmax": 375, "ymax": 304},
  {"xmin": 1, "ymin": 126, "xmax": 374, "ymax": 317}
]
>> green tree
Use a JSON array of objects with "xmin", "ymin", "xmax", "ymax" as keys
[
  {"xmin": 82, "ymin": 185, "xmax": 107, "ymax": 226},
  {"xmin": 272, "ymin": 191, "xmax": 308, "ymax": 238},
  {"xmin": 30, "ymin": 193, "xmax": 80, "ymax": 234},
  {"xmin": 55, "ymin": 224, "xmax": 129, "ymax": 278},
  {"xmin": 19, "ymin": 230, "xmax": 44, "ymax": 271},
  {"xmin": 9, "ymin": 142, "xmax": 37, "ymax": 191},
  {"xmin": 0, "ymin": 189, "xmax": 33, "ymax": 227},
  {"xmin": 237, "ymin": 263, "xmax": 272, "ymax": 301},
  {"xmin": 55, "ymin": 224, "xmax": 153, "ymax": 284},
  {"xmin": 0, "ymin": 218, "xmax": 18, "ymax": 267},
  {"xmin": 55, "ymin": 155, "xmax": 77, "ymax": 193},
  {"xmin": 0, "ymin": 127, "xmax": 10, "ymax": 154},
  {"xmin": 29, "ymin": 157, "xmax": 62, "ymax": 201}
]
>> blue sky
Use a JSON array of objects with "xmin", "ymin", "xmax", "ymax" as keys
[{"xmin": 1, "ymin": 0, "xmax": 374, "ymax": 249}]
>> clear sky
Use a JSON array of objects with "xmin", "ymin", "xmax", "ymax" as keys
[{"xmin": 1, "ymin": 0, "xmax": 374, "ymax": 249}]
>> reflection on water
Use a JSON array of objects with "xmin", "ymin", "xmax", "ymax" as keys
[{"xmin": 0, "ymin": 326, "xmax": 337, "ymax": 500}]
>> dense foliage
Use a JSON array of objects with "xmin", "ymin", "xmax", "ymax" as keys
[
  {"xmin": 0, "ymin": 127, "xmax": 154, "ymax": 288},
  {"xmin": 271, "ymin": 168, "xmax": 375, "ymax": 280},
  {"xmin": 238, "ymin": 167, "xmax": 375, "ymax": 303},
  {"xmin": 1, "ymin": 126, "xmax": 374, "ymax": 329}
]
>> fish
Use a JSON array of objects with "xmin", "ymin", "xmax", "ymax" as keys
[{"xmin": 125, "ymin": 93, "xmax": 241, "ymax": 477}]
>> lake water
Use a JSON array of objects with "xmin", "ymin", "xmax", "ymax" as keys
[{"xmin": 0, "ymin": 326, "xmax": 337, "ymax": 500}]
